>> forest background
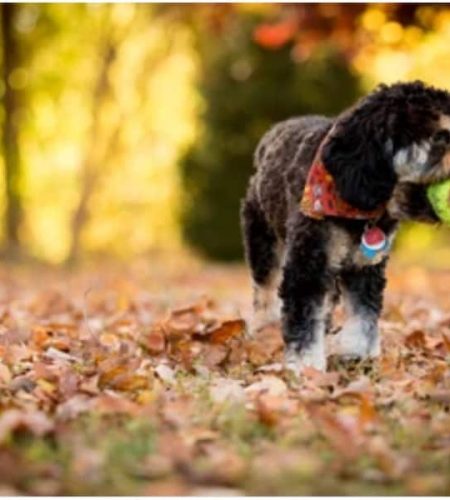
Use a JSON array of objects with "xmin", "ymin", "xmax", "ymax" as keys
[{"xmin": 1, "ymin": 4, "xmax": 450, "ymax": 266}]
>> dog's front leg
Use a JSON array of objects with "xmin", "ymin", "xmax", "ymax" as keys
[
  {"xmin": 280, "ymin": 220, "xmax": 330, "ymax": 373},
  {"xmin": 332, "ymin": 261, "xmax": 387, "ymax": 360}
]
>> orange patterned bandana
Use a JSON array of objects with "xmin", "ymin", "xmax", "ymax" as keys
[{"xmin": 300, "ymin": 150, "xmax": 385, "ymax": 220}]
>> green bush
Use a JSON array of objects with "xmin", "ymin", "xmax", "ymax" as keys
[{"xmin": 181, "ymin": 15, "xmax": 362, "ymax": 261}]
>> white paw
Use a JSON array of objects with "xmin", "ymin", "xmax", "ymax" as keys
[
  {"xmin": 331, "ymin": 317, "xmax": 379, "ymax": 360},
  {"xmin": 284, "ymin": 344, "xmax": 326, "ymax": 374}
]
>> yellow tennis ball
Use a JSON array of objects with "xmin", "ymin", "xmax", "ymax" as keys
[{"xmin": 427, "ymin": 179, "xmax": 450, "ymax": 224}]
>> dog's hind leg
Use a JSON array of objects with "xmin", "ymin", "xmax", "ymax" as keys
[
  {"xmin": 241, "ymin": 195, "xmax": 283, "ymax": 337},
  {"xmin": 331, "ymin": 261, "xmax": 387, "ymax": 360}
]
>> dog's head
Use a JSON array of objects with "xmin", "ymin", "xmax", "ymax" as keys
[{"xmin": 321, "ymin": 81, "xmax": 450, "ymax": 218}]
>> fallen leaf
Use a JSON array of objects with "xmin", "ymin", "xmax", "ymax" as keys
[
  {"xmin": 255, "ymin": 394, "xmax": 298, "ymax": 426},
  {"xmin": 209, "ymin": 319, "xmax": 245, "ymax": 344},
  {"xmin": 143, "ymin": 326, "xmax": 166, "ymax": 354},
  {"xmin": 245, "ymin": 376, "xmax": 287, "ymax": 397},
  {"xmin": 0, "ymin": 363, "xmax": 12, "ymax": 385},
  {"xmin": 155, "ymin": 363, "xmax": 176, "ymax": 385},
  {"xmin": 305, "ymin": 403, "xmax": 361, "ymax": 460},
  {"xmin": 164, "ymin": 306, "xmax": 202, "ymax": 338},
  {"xmin": 405, "ymin": 330, "xmax": 427, "ymax": 349},
  {"xmin": 210, "ymin": 378, "xmax": 245, "ymax": 404},
  {"xmin": 0, "ymin": 409, "xmax": 53, "ymax": 443},
  {"xmin": 201, "ymin": 343, "xmax": 228, "ymax": 368}
]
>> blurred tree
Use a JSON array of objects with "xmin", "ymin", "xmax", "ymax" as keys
[
  {"xmin": 1, "ymin": 4, "xmax": 25, "ymax": 256},
  {"xmin": 180, "ymin": 10, "xmax": 362, "ymax": 261},
  {"xmin": 67, "ymin": 7, "xmax": 119, "ymax": 265},
  {"xmin": 66, "ymin": 5, "xmax": 184, "ymax": 264}
]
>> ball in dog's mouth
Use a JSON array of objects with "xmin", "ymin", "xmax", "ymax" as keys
[{"xmin": 427, "ymin": 179, "xmax": 450, "ymax": 224}]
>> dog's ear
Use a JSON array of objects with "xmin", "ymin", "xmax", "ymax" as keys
[{"xmin": 321, "ymin": 114, "xmax": 398, "ymax": 211}]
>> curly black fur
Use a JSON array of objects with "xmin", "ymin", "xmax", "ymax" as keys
[
  {"xmin": 323, "ymin": 81, "xmax": 450, "ymax": 211},
  {"xmin": 241, "ymin": 81, "xmax": 450, "ymax": 371}
]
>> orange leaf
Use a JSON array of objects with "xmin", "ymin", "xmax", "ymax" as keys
[
  {"xmin": 209, "ymin": 319, "xmax": 245, "ymax": 344},
  {"xmin": 255, "ymin": 394, "xmax": 298, "ymax": 427},
  {"xmin": 405, "ymin": 330, "xmax": 427, "ymax": 349},
  {"xmin": 202, "ymin": 343, "xmax": 229, "ymax": 368},
  {"xmin": 144, "ymin": 326, "xmax": 166, "ymax": 355},
  {"xmin": 0, "ymin": 363, "xmax": 12, "ymax": 385},
  {"xmin": 442, "ymin": 332, "xmax": 450, "ymax": 352},
  {"xmin": 31, "ymin": 326, "xmax": 51, "ymax": 349},
  {"xmin": 164, "ymin": 306, "xmax": 202, "ymax": 338},
  {"xmin": 305, "ymin": 403, "xmax": 361, "ymax": 460}
]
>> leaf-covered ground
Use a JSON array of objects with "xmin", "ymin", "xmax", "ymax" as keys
[{"xmin": 0, "ymin": 258, "xmax": 449, "ymax": 495}]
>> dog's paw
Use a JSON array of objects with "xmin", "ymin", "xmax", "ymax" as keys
[
  {"xmin": 284, "ymin": 345, "xmax": 326, "ymax": 375},
  {"xmin": 329, "ymin": 317, "xmax": 380, "ymax": 360}
]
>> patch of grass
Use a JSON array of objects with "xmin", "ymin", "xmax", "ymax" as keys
[
  {"xmin": 10, "ymin": 414, "xmax": 157, "ymax": 495},
  {"xmin": 213, "ymin": 403, "xmax": 275, "ymax": 455}
]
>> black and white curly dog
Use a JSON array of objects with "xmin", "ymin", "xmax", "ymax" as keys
[{"xmin": 241, "ymin": 81, "xmax": 450, "ymax": 373}]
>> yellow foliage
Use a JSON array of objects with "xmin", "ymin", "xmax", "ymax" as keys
[{"xmin": 14, "ymin": 6, "xmax": 199, "ymax": 263}]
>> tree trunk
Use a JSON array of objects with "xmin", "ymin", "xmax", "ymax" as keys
[
  {"xmin": 66, "ymin": 40, "xmax": 117, "ymax": 265},
  {"xmin": 1, "ymin": 4, "xmax": 23, "ymax": 255}
]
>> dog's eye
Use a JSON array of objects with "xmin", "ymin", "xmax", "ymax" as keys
[{"xmin": 433, "ymin": 130, "xmax": 450, "ymax": 144}]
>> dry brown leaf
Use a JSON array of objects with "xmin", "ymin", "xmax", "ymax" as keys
[
  {"xmin": 144, "ymin": 478, "xmax": 190, "ymax": 496},
  {"xmin": 3, "ymin": 344, "xmax": 33, "ymax": 365},
  {"xmin": 441, "ymin": 332, "xmax": 450, "ymax": 351},
  {"xmin": 252, "ymin": 447, "xmax": 322, "ymax": 482},
  {"xmin": 201, "ymin": 343, "xmax": 228, "ymax": 368},
  {"xmin": 108, "ymin": 373, "xmax": 150, "ymax": 392},
  {"xmin": 246, "ymin": 324, "xmax": 283, "ymax": 366},
  {"xmin": 99, "ymin": 332, "xmax": 121, "ymax": 350},
  {"xmin": 0, "ymin": 409, "xmax": 53, "ymax": 443},
  {"xmin": 302, "ymin": 366, "xmax": 340, "ymax": 387},
  {"xmin": 56, "ymin": 394, "xmax": 92, "ymax": 420},
  {"xmin": 93, "ymin": 394, "xmax": 141, "ymax": 415},
  {"xmin": 58, "ymin": 369, "xmax": 79, "ymax": 398},
  {"xmin": 161, "ymin": 396, "xmax": 193, "ymax": 428},
  {"xmin": 255, "ymin": 394, "xmax": 298, "ymax": 426},
  {"xmin": 190, "ymin": 442, "xmax": 247, "ymax": 485},
  {"xmin": 31, "ymin": 326, "xmax": 51, "ymax": 349},
  {"xmin": 143, "ymin": 326, "xmax": 166, "ymax": 354},
  {"xmin": 210, "ymin": 378, "xmax": 245, "ymax": 404},
  {"xmin": 245, "ymin": 375, "xmax": 288, "ymax": 397},
  {"xmin": 405, "ymin": 329, "xmax": 427, "ymax": 349},
  {"xmin": 79, "ymin": 374, "xmax": 100, "ymax": 395},
  {"xmin": 209, "ymin": 319, "xmax": 245, "ymax": 344},
  {"xmin": 0, "ymin": 363, "xmax": 12, "ymax": 385},
  {"xmin": 155, "ymin": 363, "xmax": 176, "ymax": 385},
  {"xmin": 164, "ymin": 305, "xmax": 203, "ymax": 338},
  {"xmin": 367, "ymin": 435, "xmax": 409, "ymax": 479},
  {"xmin": 305, "ymin": 403, "xmax": 361, "ymax": 460}
]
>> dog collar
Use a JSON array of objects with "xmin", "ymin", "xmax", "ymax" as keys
[{"xmin": 300, "ymin": 136, "xmax": 385, "ymax": 221}]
